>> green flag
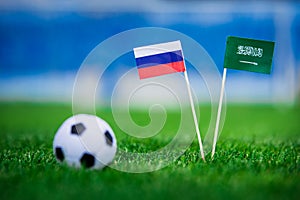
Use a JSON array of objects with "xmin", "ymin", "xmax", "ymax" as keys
[{"xmin": 223, "ymin": 36, "xmax": 275, "ymax": 74}]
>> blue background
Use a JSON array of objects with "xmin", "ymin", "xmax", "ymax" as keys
[{"xmin": 0, "ymin": 0, "xmax": 299, "ymax": 103}]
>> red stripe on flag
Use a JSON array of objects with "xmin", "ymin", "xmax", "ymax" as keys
[{"xmin": 138, "ymin": 61, "xmax": 185, "ymax": 79}]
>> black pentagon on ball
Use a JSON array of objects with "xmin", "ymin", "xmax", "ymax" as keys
[
  {"xmin": 80, "ymin": 153, "xmax": 95, "ymax": 168},
  {"xmin": 55, "ymin": 147, "xmax": 65, "ymax": 162},
  {"xmin": 104, "ymin": 130, "xmax": 113, "ymax": 146},
  {"xmin": 71, "ymin": 123, "xmax": 86, "ymax": 136}
]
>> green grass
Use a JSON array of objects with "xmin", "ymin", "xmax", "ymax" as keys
[{"xmin": 0, "ymin": 102, "xmax": 299, "ymax": 200}]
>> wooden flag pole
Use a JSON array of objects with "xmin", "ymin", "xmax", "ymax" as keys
[
  {"xmin": 211, "ymin": 68, "xmax": 227, "ymax": 159},
  {"xmin": 183, "ymin": 70, "xmax": 206, "ymax": 162}
]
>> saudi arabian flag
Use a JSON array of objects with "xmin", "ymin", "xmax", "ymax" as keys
[{"xmin": 224, "ymin": 36, "xmax": 275, "ymax": 74}]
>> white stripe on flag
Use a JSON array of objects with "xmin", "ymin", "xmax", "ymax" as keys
[{"xmin": 133, "ymin": 40, "xmax": 182, "ymax": 58}]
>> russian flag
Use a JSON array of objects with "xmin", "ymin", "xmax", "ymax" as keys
[{"xmin": 133, "ymin": 40, "xmax": 186, "ymax": 79}]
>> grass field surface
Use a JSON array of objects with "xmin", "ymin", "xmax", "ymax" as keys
[{"xmin": 0, "ymin": 102, "xmax": 299, "ymax": 200}]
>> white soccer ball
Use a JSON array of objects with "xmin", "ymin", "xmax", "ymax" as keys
[{"xmin": 53, "ymin": 114, "xmax": 117, "ymax": 169}]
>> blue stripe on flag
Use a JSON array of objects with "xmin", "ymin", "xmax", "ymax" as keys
[{"xmin": 136, "ymin": 50, "xmax": 183, "ymax": 69}]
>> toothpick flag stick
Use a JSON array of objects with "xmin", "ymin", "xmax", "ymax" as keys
[
  {"xmin": 181, "ymin": 48, "xmax": 206, "ymax": 161},
  {"xmin": 211, "ymin": 36, "xmax": 275, "ymax": 159},
  {"xmin": 211, "ymin": 67, "xmax": 227, "ymax": 158},
  {"xmin": 183, "ymin": 70, "xmax": 206, "ymax": 162}
]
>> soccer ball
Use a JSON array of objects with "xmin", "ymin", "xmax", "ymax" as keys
[{"xmin": 53, "ymin": 114, "xmax": 117, "ymax": 169}]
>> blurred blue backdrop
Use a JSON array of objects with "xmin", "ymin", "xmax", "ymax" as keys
[{"xmin": 0, "ymin": 0, "xmax": 299, "ymax": 103}]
